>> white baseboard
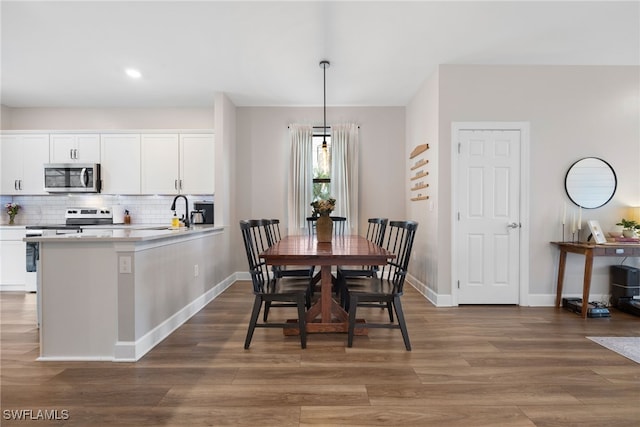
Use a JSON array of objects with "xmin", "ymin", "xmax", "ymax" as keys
[
  {"xmin": 235, "ymin": 271, "xmax": 251, "ymax": 281},
  {"xmin": 405, "ymin": 274, "xmax": 605, "ymax": 308},
  {"xmin": 113, "ymin": 273, "xmax": 237, "ymax": 362},
  {"xmin": 406, "ymin": 274, "xmax": 453, "ymax": 306},
  {"xmin": 37, "ymin": 355, "xmax": 114, "ymax": 362}
]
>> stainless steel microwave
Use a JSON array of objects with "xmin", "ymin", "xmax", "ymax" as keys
[{"xmin": 44, "ymin": 163, "xmax": 101, "ymax": 193}]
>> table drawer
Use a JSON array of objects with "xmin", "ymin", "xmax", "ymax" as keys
[{"xmin": 601, "ymin": 247, "xmax": 639, "ymax": 256}]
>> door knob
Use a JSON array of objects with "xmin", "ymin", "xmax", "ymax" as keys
[{"xmin": 507, "ymin": 222, "xmax": 520, "ymax": 229}]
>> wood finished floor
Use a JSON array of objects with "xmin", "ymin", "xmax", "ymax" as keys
[{"xmin": 1, "ymin": 282, "xmax": 639, "ymax": 426}]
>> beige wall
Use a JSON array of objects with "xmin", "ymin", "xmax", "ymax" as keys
[
  {"xmin": 406, "ymin": 64, "xmax": 640, "ymax": 305},
  {"xmin": 235, "ymin": 106, "xmax": 406, "ymax": 238},
  {"xmin": 405, "ymin": 70, "xmax": 441, "ymax": 301}
]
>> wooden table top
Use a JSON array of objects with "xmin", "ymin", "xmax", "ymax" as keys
[
  {"xmin": 261, "ymin": 234, "xmax": 394, "ymax": 266},
  {"xmin": 551, "ymin": 241, "xmax": 640, "ymax": 248}
]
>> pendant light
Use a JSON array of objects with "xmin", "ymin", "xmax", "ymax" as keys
[{"xmin": 320, "ymin": 60, "xmax": 330, "ymax": 149}]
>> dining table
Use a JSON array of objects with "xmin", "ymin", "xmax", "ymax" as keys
[{"xmin": 261, "ymin": 234, "xmax": 395, "ymax": 334}]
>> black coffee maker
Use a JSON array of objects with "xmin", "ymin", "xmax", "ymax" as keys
[{"xmin": 193, "ymin": 201, "xmax": 214, "ymax": 224}]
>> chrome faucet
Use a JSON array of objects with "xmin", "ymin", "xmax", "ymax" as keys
[{"xmin": 170, "ymin": 195, "xmax": 190, "ymax": 228}]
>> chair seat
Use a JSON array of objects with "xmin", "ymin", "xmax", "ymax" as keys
[
  {"xmin": 264, "ymin": 277, "xmax": 311, "ymax": 296},
  {"xmin": 241, "ymin": 219, "xmax": 308, "ymax": 349},
  {"xmin": 344, "ymin": 220, "xmax": 418, "ymax": 351},
  {"xmin": 337, "ymin": 267, "xmax": 377, "ymax": 278}
]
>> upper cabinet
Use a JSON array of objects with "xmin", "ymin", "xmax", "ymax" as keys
[
  {"xmin": 1, "ymin": 131, "xmax": 213, "ymax": 196},
  {"xmin": 179, "ymin": 134, "xmax": 215, "ymax": 194},
  {"xmin": 141, "ymin": 134, "xmax": 180, "ymax": 194},
  {"xmin": 1, "ymin": 134, "xmax": 50, "ymax": 195},
  {"xmin": 141, "ymin": 133, "xmax": 214, "ymax": 194},
  {"xmin": 100, "ymin": 134, "xmax": 141, "ymax": 194},
  {"xmin": 50, "ymin": 134, "xmax": 100, "ymax": 163}
]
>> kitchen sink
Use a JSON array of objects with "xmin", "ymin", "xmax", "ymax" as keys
[{"xmin": 142, "ymin": 226, "xmax": 186, "ymax": 231}]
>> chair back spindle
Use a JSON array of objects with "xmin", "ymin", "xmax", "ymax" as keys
[
  {"xmin": 380, "ymin": 220, "xmax": 418, "ymax": 293},
  {"xmin": 240, "ymin": 219, "xmax": 273, "ymax": 294}
]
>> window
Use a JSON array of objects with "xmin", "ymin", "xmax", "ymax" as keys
[{"xmin": 312, "ymin": 133, "xmax": 331, "ymax": 200}]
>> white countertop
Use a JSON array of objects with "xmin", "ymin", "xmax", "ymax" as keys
[{"xmin": 24, "ymin": 224, "xmax": 222, "ymax": 242}]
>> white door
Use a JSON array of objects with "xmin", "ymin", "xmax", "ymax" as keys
[{"xmin": 456, "ymin": 129, "xmax": 522, "ymax": 304}]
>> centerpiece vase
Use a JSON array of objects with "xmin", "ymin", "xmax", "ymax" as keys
[
  {"xmin": 8, "ymin": 215, "xmax": 15, "ymax": 225},
  {"xmin": 316, "ymin": 214, "xmax": 333, "ymax": 243}
]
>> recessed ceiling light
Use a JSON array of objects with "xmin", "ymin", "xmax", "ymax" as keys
[{"xmin": 125, "ymin": 68, "xmax": 142, "ymax": 79}]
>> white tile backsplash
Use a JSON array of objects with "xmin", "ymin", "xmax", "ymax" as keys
[{"xmin": 1, "ymin": 194, "xmax": 213, "ymax": 226}]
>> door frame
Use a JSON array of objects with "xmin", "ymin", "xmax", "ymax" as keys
[{"xmin": 450, "ymin": 122, "xmax": 531, "ymax": 306}]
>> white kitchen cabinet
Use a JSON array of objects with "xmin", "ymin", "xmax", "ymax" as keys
[
  {"xmin": 141, "ymin": 134, "xmax": 180, "ymax": 194},
  {"xmin": 50, "ymin": 134, "xmax": 100, "ymax": 163},
  {"xmin": 0, "ymin": 227, "xmax": 26, "ymax": 290},
  {"xmin": 100, "ymin": 134, "xmax": 141, "ymax": 194},
  {"xmin": 141, "ymin": 133, "xmax": 214, "ymax": 194},
  {"xmin": 0, "ymin": 134, "xmax": 50, "ymax": 195},
  {"xmin": 180, "ymin": 134, "xmax": 215, "ymax": 194}
]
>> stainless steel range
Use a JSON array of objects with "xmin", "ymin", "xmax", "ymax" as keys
[
  {"xmin": 64, "ymin": 207, "xmax": 113, "ymax": 227},
  {"xmin": 26, "ymin": 207, "xmax": 114, "ymax": 235}
]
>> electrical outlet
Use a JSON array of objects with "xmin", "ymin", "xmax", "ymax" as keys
[
  {"xmin": 194, "ymin": 264, "xmax": 199, "ymax": 277},
  {"xmin": 119, "ymin": 256, "xmax": 132, "ymax": 274}
]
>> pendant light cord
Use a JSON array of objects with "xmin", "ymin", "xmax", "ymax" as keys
[{"xmin": 320, "ymin": 60, "xmax": 330, "ymax": 149}]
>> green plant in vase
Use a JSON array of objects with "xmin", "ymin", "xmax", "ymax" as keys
[
  {"xmin": 5, "ymin": 202, "xmax": 20, "ymax": 225},
  {"xmin": 310, "ymin": 197, "xmax": 336, "ymax": 243},
  {"xmin": 616, "ymin": 218, "xmax": 640, "ymax": 238}
]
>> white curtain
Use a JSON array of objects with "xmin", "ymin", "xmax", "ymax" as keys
[
  {"xmin": 287, "ymin": 124, "xmax": 314, "ymax": 234},
  {"xmin": 331, "ymin": 123, "xmax": 359, "ymax": 234}
]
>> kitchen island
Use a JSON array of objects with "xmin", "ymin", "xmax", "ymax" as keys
[{"xmin": 25, "ymin": 225, "xmax": 230, "ymax": 361}]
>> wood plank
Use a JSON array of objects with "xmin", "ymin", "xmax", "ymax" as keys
[
  {"xmin": 410, "ymin": 158, "xmax": 429, "ymax": 170},
  {"xmin": 409, "ymin": 143, "xmax": 429, "ymax": 159},
  {"xmin": 410, "ymin": 171, "xmax": 428, "ymax": 180}
]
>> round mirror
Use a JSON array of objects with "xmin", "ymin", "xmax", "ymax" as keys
[{"xmin": 565, "ymin": 157, "xmax": 617, "ymax": 209}]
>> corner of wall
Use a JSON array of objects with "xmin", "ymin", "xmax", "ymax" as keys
[{"xmin": 1, "ymin": 105, "xmax": 12, "ymax": 130}]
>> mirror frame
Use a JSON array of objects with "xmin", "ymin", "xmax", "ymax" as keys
[{"xmin": 564, "ymin": 157, "xmax": 617, "ymax": 209}]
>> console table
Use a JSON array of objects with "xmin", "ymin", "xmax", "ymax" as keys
[{"xmin": 551, "ymin": 242, "xmax": 640, "ymax": 318}]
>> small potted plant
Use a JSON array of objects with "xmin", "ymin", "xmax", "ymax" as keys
[
  {"xmin": 616, "ymin": 218, "xmax": 640, "ymax": 238},
  {"xmin": 5, "ymin": 202, "xmax": 20, "ymax": 225},
  {"xmin": 310, "ymin": 198, "xmax": 336, "ymax": 243}
]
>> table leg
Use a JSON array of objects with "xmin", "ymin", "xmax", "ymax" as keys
[
  {"xmin": 555, "ymin": 249, "xmax": 567, "ymax": 308},
  {"xmin": 581, "ymin": 249, "xmax": 594, "ymax": 319},
  {"xmin": 287, "ymin": 265, "xmax": 366, "ymax": 335},
  {"xmin": 320, "ymin": 265, "xmax": 332, "ymax": 323}
]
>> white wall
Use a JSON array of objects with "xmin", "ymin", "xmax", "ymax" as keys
[
  {"xmin": 2, "ymin": 107, "xmax": 214, "ymax": 130},
  {"xmin": 235, "ymin": 107, "xmax": 406, "ymax": 238},
  {"xmin": 407, "ymin": 64, "xmax": 640, "ymax": 305}
]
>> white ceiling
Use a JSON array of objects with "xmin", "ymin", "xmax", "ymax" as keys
[{"xmin": 2, "ymin": 1, "xmax": 638, "ymax": 108}]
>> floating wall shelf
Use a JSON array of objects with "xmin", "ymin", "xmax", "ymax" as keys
[{"xmin": 408, "ymin": 143, "xmax": 430, "ymax": 201}]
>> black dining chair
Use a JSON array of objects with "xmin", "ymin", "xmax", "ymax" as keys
[
  {"xmin": 345, "ymin": 220, "xmax": 418, "ymax": 350},
  {"xmin": 338, "ymin": 218, "xmax": 388, "ymax": 279},
  {"xmin": 239, "ymin": 219, "xmax": 308, "ymax": 349},
  {"xmin": 305, "ymin": 215, "xmax": 348, "ymax": 295},
  {"xmin": 306, "ymin": 216, "xmax": 347, "ymax": 236},
  {"xmin": 266, "ymin": 219, "xmax": 316, "ymax": 287},
  {"xmin": 336, "ymin": 218, "xmax": 388, "ymax": 306}
]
